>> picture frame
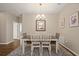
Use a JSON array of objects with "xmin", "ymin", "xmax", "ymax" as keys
[
  {"xmin": 69, "ymin": 12, "xmax": 79, "ymax": 27},
  {"xmin": 60, "ymin": 17, "xmax": 65, "ymax": 29},
  {"xmin": 36, "ymin": 20, "xmax": 46, "ymax": 31}
]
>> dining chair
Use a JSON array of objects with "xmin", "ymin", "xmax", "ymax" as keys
[
  {"xmin": 55, "ymin": 33, "xmax": 60, "ymax": 39},
  {"xmin": 41, "ymin": 41, "xmax": 51, "ymax": 56},
  {"xmin": 41, "ymin": 35, "xmax": 51, "ymax": 56},
  {"xmin": 31, "ymin": 35, "xmax": 41, "ymax": 56},
  {"xmin": 31, "ymin": 41, "xmax": 41, "ymax": 56}
]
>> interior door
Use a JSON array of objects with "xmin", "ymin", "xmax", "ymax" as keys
[{"xmin": 13, "ymin": 22, "xmax": 18, "ymax": 39}]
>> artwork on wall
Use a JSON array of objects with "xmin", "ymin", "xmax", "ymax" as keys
[
  {"xmin": 60, "ymin": 17, "xmax": 65, "ymax": 28},
  {"xmin": 70, "ymin": 12, "xmax": 79, "ymax": 27},
  {"xmin": 36, "ymin": 20, "xmax": 46, "ymax": 31}
]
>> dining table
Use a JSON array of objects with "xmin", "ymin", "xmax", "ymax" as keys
[{"xmin": 20, "ymin": 38, "xmax": 59, "ymax": 55}]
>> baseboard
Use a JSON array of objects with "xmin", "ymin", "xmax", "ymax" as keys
[
  {"xmin": 0, "ymin": 40, "xmax": 14, "ymax": 45},
  {"xmin": 59, "ymin": 43, "xmax": 79, "ymax": 56}
]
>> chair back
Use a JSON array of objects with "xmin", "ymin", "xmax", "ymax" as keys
[{"xmin": 55, "ymin": 33, "xmax": 60, "ymax": 39}]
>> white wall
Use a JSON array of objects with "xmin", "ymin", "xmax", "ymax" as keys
[
  {"xmin": 0, "ymin": 12, "xmax": 17, "ymax": 44},
  {"xmin": 22, "ymin": 14, "xmax": 59, "ymax": 35},
  {"xmin": 0, "ymin": 13, "xmax": 6, "ymax": 43},
  {"xmin": 58, "ymin": 4, "xmax": 79, "ymax": 55}
]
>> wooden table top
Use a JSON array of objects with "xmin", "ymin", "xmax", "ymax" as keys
[{"xmin": 21, "ymin": 38, "xmax": 58, "ymax": 41}]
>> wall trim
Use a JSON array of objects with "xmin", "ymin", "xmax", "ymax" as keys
[
  {"xmin": 59, "ymin": 43, "xmax": 79, "ymax": 56},
  {"xmin": 0, "ymin": 40, "xmax": 14, "ymax": 45}
]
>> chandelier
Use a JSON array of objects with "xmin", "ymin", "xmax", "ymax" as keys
[
  {"xmin": 36, "ymin": 3, "xmax": 46, "ymax": 20},
  {"xmin": 36, "ymin": 14, "xmax": 46, "ymax": 20}
]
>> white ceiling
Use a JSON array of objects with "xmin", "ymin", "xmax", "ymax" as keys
[{"xmin": 0, "ymin": 3, "xmax": 67, "ymax": 16}]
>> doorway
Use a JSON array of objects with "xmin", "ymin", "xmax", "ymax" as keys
[{"xmin": 13, "ymin": 22, "xmax": 22, "ymax": 39}]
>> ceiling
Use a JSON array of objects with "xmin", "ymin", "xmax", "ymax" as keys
[{"xmin": 0, "ymin": 3, "xmax": 67, "ymax": 16}]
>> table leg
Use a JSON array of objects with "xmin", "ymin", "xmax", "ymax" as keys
[
  {"xmin": 49, "ymin": 45, "xmax": 51, "ymax": 56},
  {"xmin": 56, "ymin": 41, "xmax": 58, "ymax": 53},
  {"xmin": 22, "ymin": 40, "xmax": 25, "ymax": 54},
  {"xmin": 40, "ymin": 42, "xmax": 42, "ymax": 56}
]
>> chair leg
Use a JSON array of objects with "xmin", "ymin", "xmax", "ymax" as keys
[
  {"xmin": 40, "ymin": 47, "xmax": 43, "ymax": 56},
  {"xmin": 42, "ymin": 47, "xmax": 43, "ymax": 56},
  {"xmin": 22, "ymin": 41, "xmax": 25, "ymax": 54},
  {"xmin": 49, "ymin": 46, "xmax": 51, "ymax": 56},
  {"xmin": 31, "ymin": 47, "xmax": 33, "ymax": 56},
  {"xmin": 56, "ymin": 42, "xmax": 58, "ymax": 53}
]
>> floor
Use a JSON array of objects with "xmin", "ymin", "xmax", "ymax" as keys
[
  {"xmin": 0, "ymin": 39, "xmax": 74, "ymax": 56},
  {"xmin": 0, "ymin": 39, "xmax": 20, "ymax": 56}
]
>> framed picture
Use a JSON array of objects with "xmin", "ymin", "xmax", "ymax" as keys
[
  {"xmin": 36, "ymin": 20, "xmax": 46, "ymax": 31},
  {"xmin": 60, "ymin": 17, "xmax": 65, "ymax": 29},
  {"xmin": 70, "ymin": 12, "xmax": 79, "ymax": 27}
]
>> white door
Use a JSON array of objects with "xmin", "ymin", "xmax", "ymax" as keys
[
  {"xmin": 13, "ymin": 22, "xmax": 22, "ymax": 39},
  {"xmin": 13, "ymin": 22, "xmax": 18, "ymax": 39},
  {"xmin": 18, "ymin": 23, "xmax": 22, "ymax": 39}
]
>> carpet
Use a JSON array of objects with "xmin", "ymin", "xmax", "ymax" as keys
[{"xmin": 7, "ymin": 46, "xmax": 73, "ymax": 56}]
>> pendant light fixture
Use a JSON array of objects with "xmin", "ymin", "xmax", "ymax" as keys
[{"xmin": 35, "ymin": 3, "xmax": 46, "ymax": 20}]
